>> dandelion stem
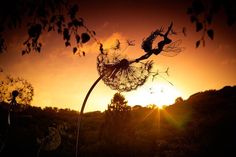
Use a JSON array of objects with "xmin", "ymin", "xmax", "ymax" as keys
[{"xmin": 75, "ymin": 74, "xmax": 105, "ymax": 157}]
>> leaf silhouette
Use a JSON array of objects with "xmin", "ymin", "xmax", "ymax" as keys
[
  {"xmin": 196, "ymin": 40, "xmax": 201, "ymax": 48},
  {"xmin": 196, "ymin": 22, "xmax": 203, "ymax": 32},
  {"xmin": 190, "ymin": 15, "xmax": 197, "ymax": 23},
  {"xmin": 65, "ymin": 41, "xmax": 70, "ymax": 47},
  {"xmin": 50, "ymin": 16, "xmax": 56, "ymax": 23},
  {"xmin": 73, "ymin": 47, "xmax": 77, "ymax": 54},
  {"xmin": 182, "ymin": 27, "xmax": 187, "ymax": 36},
  {"xmin": 72, "ymin": 19, "xmax": 83, "ymax": 27},
  {"xmin": 36, "ymin": 47, "xmax": 41, "ymax": 52},
  {"xmin": 207, "ymin": 29, "xmax": 214, "ymax": 40},
  {"xmin": 187, "ymin": 8, "xmax": 192, "ymax": 14},
  {"xmin": 48, "ymin": 26, "xmax": 53, "ymax": 32},
  {"xmin": 192, "ymin": 0, "xmax": 205, "ymax": 15},
  {"xmin": 227, "ymin": 15, "xmax": 236, "ymax": 26},
  {"xmin": 63, "ymin": 28, "xmax": 70, "ymax": 41},
  {"xmin": 81, "ymin": 33, "xmax": 90, "ymax": 43},
  {"xmin": 69, "ymin": 4, "xmax": 79, "ymax": 19},
  {"xmin": 206, "ymin": 15, "xmax": 212, "ymax": 24},
  {"xmin": 22, "ymin": 50, "xmax": 26, "ymax": 55},
  {"xmin": 28, "ymin": 24, "xmax": 42, "ymax": 37}
]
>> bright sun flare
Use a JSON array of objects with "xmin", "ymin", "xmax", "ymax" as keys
[{"xmin": 126, "ymin": 83, "xmax": 182, "ymax": 108}]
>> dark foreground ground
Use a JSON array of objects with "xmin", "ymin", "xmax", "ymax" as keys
[{"xmin": 0, "ymin": 86, "xmax": 236, "ymax": 157}]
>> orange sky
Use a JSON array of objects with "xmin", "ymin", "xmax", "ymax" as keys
[{"xmin": 0, "ymin": 0, "xmax": 236, "ymax": 112}]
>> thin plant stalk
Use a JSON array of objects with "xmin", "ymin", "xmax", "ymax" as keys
[
  {"xmin": 158, "ymin": 107, "xmax": 161, "ymax": 134},
  {"xmin": 0, "ymin": 90, "xmax": 18, "ymax": 153},
  {"xmin": 75, "ymin": 74, "xmax": 105, "ymax": 157}
]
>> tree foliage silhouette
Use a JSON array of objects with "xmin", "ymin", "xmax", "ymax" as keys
[
  {"xmin": 187, "ymin": 0, "xmax": 236, "ymax": 47},
  {"xmin": 0, "ymin": 0, "xmax": 94, "ymax": 55},
  {"xmin": 106, "ymin": 92, "xmax": 131, "ymax": 121},
  {"xmin": 36, "ymin": 126, "xmax": 61, "ymax": 157},
  {"xmin": 100, "ymin": 93, "xmax": 132, "ymax": 156},
  {"xmin": 0, "ymin": 0, "xmax": 235, "ymax": 55}
]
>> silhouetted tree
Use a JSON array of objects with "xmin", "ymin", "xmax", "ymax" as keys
[
  {"xmin": 146, "ymin": 104, "xmax": 158, "ymax": 109},
  {"xmin": 102, "ymin": 93, "xmax": 131, "ymax": 142},
  {"xmin": 175, "ymin": 97, "xmax": 184, "ymax": 104},
  {"xmin": 132, "ymin": 105, "xmax": 143, "ymax": 110}
]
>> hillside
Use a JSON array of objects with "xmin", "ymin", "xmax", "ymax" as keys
[{"xmin": 0, "ymin": 86, "xmax": 236, "ymax": 157}]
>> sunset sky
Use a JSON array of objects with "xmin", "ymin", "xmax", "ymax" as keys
[{"xmin": 0, "ymin": 0, "xmax": 236, "ymax": 112}]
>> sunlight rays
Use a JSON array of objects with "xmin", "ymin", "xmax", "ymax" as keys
[{"xmin": 126, "ymin": 83, "xmax": 182, "ymax": 108}]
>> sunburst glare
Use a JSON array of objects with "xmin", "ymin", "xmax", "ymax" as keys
[{"xmin": 126, "ymin": 83, "xmax": 182, "ymax": 108}]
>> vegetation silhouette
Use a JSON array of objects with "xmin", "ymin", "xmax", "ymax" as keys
[
  {"xmin": 187, "ymin": 0, "xmax": 236, "ymax": 47},
  {"xmin": 98, "ymin": 93, "xmax": 133, "ymax": 157},
  {"xmin": 0, "ymin": 85, "xmax": 235, "ymax": 157},
  {"xmin": 36, "ymin": 126, "xmax": 62, "ymax": 157},
  {"xmin": 0, "ymin": 0, "xmax": 95, "ymax": 55},
  {"xmin": 101, "ymin": 93, "xmax": 131, "ymax": 143}
]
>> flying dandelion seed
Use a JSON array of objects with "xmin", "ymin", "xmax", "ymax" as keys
[
  {"xmin": 111, "ymin": 39, "xmax": 121, "ymax": 51},
  {"xmin": 126, "ymin": 40, "xmax": 135, "ymax": 46}
]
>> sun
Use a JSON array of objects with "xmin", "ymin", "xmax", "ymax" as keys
[{"xmin": 126, "ymin": 83, "xmax": 182, "ymax": 108}]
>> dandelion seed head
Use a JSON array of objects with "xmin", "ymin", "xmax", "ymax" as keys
[
  {"xmin": 0, "ymin": 75, "xmax": 34, "ymax": 104},
  {"xmin": 12, "ymin": 90, "xmax": 19, "ymax": 98},
  {"xmin": 97, "ymin": 52, "xmax": 153, "ymax": 92}
]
